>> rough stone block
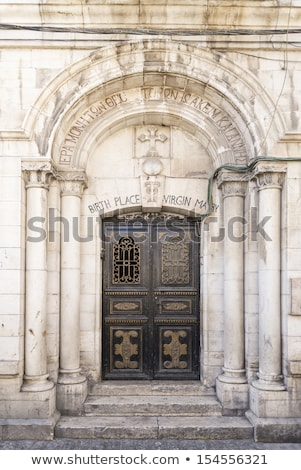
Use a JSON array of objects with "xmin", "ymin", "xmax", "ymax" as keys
[
  {"xmin": 246, "ymin": 410, "xmax": 301, "ymax": 443},
  {"xmin": 0, "ymin": 411, "xmax": 60, "ymax": 441},
  {"xmin": 56, "ymin": 380, "xmax": 88, "ymax": 415},
  {"xmin": 216, "ymin": 379, "xmax": 249, "ymax": 414}
]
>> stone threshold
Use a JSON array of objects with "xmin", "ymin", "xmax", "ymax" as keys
[
  {"xmin": 55, "ymin": 415, "xmax": 254, "ymax": 440},
  {"xmin": 88, "ymin": 380, "xmax": 215, "ymax": 396},
  {"xmin": 84, "ymin": 394, "xmax": 222, "ymax": 417}
]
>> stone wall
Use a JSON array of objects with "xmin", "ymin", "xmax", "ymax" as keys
[{"xmin": 1, "ymin": 1, "xmax": 301, "ymax": 441}]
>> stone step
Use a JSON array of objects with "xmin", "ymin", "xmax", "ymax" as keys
[
  {"xmin": 89, "ymin": 381, "xmax": 215, "ymax": 397},
  {"xmin": 55, "ymin": 415, "xmax": 254, "ymax": 440},
  {"xmin": 84, "ymin": 395, "xmax": 222, "ymax": 417}
]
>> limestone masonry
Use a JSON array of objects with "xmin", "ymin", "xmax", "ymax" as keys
[{"xmin": 0, "ymin": 1, "xmax": 301, "ymax": 442}]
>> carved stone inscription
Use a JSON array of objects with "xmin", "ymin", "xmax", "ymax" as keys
[
  {"xmin": 59, "ymin": 87, "xmax": 246, "ymax": 164},
  {"xmin": 91, "ymin": 176, "xmax": 215, "ymax": 216}
]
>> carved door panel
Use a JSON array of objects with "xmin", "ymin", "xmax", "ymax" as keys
[
  {"xmin": 152, "ymin": 222, "xmax": 200, "ymax": 379},
  {"xmin": 102, "ymin": 218, "xmax": 200, "ymax": 380}
]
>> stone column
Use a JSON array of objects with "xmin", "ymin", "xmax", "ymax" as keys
[
  {"xmin": 57, "ymin": 172, "xmax": 88, "ymax": 414},
  {"xmin": 216, "ymin": 173, "xmax": 248, "ymax": 412},
  {"xmin": 252, "ymin": 166, "xmax": 286, "ymax": 391},
  {"xmin": 22, "ymin": 160, "xmax": 54, "ymax": 392}
]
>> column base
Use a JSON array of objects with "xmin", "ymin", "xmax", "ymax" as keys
[
  {"xmin": 252, "ymin": 373, "xmax": 286, "ymax": 391},
  {"xmin": 57, "ymin": 368, "xmax": 87, "ymax": 385},
  {"xmin": 57, "ymin": 370, "xmax": 87, "ymax": 415},
  {"xmin": 218, "ymin": 367, "xmax": 247, "ymax": 384},
  {"xmin": 249, "ymin": 382, "xmax": 290, "ymax": 418},
  {"xmin": 216, "ymin": 377, "xmax": 249, "ymax": 415},
  {"xmin": 22, "ymin": 374, "xmax": 54, "ymax": 392}
]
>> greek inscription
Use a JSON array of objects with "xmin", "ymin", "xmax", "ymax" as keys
[
  {"xmin": 59, "ymin": 92, "xmax": 128, "ymax": 163},
  {"xmin": 59, "ymin": 86, "xmax": 246, "ymax": 164}
]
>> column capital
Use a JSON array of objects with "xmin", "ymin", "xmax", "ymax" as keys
[
  {"xmin": 21, "ymin": 159, "xmax": 54, "ymax": 189},
  {"xmin": 58, "ymin": 170, "xmax": 88, "ymax": 197},
  {"xmin": 217, "ymin": 171, "xmax": 248, "ymax": 198},
  {"xmin": 251, "ymin": 163, "xmax": 286, "ymax": 190}
]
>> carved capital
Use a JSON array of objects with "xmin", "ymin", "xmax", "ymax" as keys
[
  {"xmin": 252, "ymin": 163, "xmax": 286, "ymax": 190},
  {"xmin": 21, "ymin": 159, "xmax": 53, "ymax": 190},
  {"xmin": 255, "ymin": 171, "xmax": 285, "ymax": 190},
  {"xmin": 217, "ymin": 172, "xmax": 248, "ymax": 198},
  {"xmin": 58, "ymin": 171, "xmax": 88, "ymax": 197}
]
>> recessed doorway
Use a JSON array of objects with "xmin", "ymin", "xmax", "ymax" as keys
[{"xmin": 102, "ymin": 216, "xmax": 200, "ymax": 380}]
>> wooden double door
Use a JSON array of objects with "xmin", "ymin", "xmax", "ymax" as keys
[{"xmin": 102, "ymin": 217, "xmax": 200, "ymax": 380}]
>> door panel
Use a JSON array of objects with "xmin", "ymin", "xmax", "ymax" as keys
[{"xmin": 102, "ymin": 217, "xmax": 200, "ymax": 380}]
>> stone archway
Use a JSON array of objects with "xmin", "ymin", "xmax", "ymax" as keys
[
  {"xmin": 20, "ymin": 40, "xmax": 285, "ymax": 167},
  {"xmin": 21, "ymin": 40, "xmax": 286, "ymax": 414}
]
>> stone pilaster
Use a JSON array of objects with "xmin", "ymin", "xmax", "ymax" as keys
[
  {"xmin": 56, "ymin": 171, "xmax": 88, "ymax": 414},
  {"xmin": 252, "ymin": 165, "xmax": 286, "ymax": 392},
  {"xmin": 22, "ymin": 160, "xmax": 54, "ymax": 392},
  {"xmin": 216, "ymin": 172, "xmax": 248, "ymax": 413}
]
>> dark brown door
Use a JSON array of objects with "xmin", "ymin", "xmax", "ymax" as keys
[{"xmin": 102, "ymin": 216, "xmax": 200, "ymax": 380}]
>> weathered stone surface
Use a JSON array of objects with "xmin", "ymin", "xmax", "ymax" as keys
[
  {"xmin": 0, "ymin": 411, "xmax": 60, "ymax": 441},
  {"xmin": 56, "ymin": 416, "xmax": 158, "ymax": 440},
  {"xmin": 158, "ymin": 416, "xmax": 253, "ymax": 440},
  {"xmin": 84, "ymin": 395, "xmax": 222, "ymax": 417},
  {"xmin": 1, "ymin": 1, "xmax": 301, "ymax": 444},
  {"xmin": 89, "ymin": 381, "xmax": 214, "ymax": 396},
  {"xmin": 55, "ymin": 415, "xmax": 254, "ymax": 441},
  {"xmin": 246, "ymin": 411, "xmax": 301, "ymax": 443}
]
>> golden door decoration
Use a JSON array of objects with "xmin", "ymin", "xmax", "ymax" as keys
[
  {"xmin": 161, "ymin": 238, "xmax": 190, "ymax": 285},
  {"xmin": 162, "ymin": 330, "xmax": 188, "ymax": 369},
  {"xmin": 114, "ymin": 330, "xmax": 139, "ymax": 369}
]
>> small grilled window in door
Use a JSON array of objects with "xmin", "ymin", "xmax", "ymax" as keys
[{"xmin": 113, "ymin": 236, "xmax": 140, "ymax": 284}]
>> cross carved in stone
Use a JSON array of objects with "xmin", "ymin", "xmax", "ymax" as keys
[{"xmin": 138, "ymin": 127, "xmax": 168, "ymax": 157}]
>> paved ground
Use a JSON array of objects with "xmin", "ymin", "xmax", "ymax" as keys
[{"xmin": 0, "ymin": 438, "xmax": 301, "ymax": 450}]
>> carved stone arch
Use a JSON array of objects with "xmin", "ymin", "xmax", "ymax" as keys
[
  {"xmin": 49, "ymin": 72, "xmax": 258, "ymax": 170},
  {"xmin": 65, "ymin": 101, "xmax": 237, "ymax": 171},
  {"xmin": 23, "ymin": 40, "xmax": 285, "ymax": 166}
]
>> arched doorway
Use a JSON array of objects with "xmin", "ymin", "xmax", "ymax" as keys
[{"xmin": 37, "ymin": 39, "xmax": 283, "ymax": 412}]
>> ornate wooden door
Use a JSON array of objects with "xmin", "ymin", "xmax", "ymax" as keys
[{"xmin": 102, "ymin": 217, "xmax": 200, "ymax": 380}]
